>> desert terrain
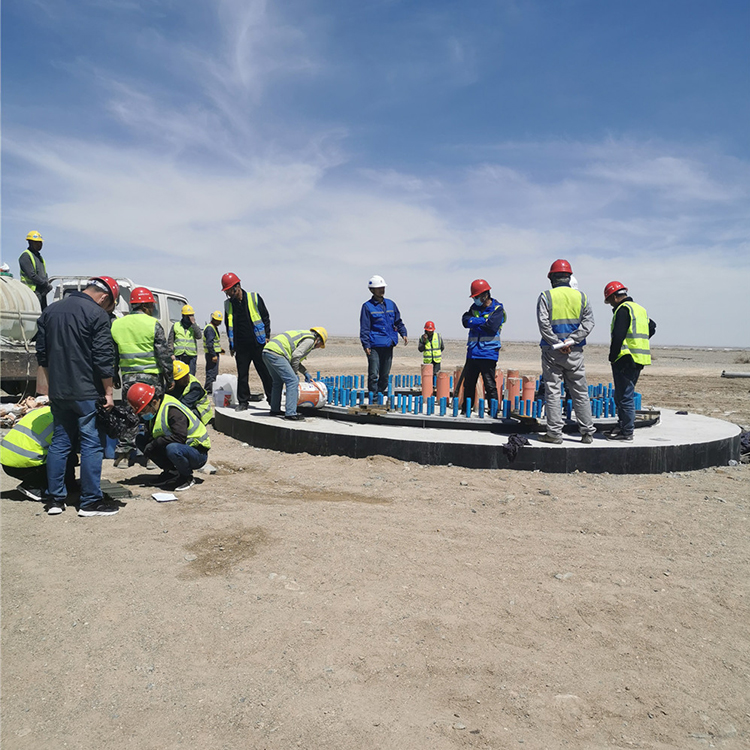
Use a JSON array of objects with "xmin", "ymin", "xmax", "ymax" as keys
[{"xmin": 2, "ymin": 339, "xmax": 749, "ymax": 749}]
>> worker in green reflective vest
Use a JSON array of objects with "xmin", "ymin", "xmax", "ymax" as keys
[
  {"xmin": 203, "ymin": 310, "xmax": 224, "ymax": 393},
  {"xmin": 19, "ymin": 230, "xmax": 51, "ymax": 310},
  {"xmin": 604, "ymin": 281, "xmax": 656, "ymax": 441},
  {"xmin": 169, "ymin": 304, "xmax": 202, "ymax": 375},
  {"xmin": 417, "ymin": 321, "xmax": 445, "ymax": 375},
  {"xmin": 172, "ymin": 360, "xmax": 214, "ymax": 425}
]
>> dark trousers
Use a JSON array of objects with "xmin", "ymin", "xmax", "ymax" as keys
[
  {"xmin": 4, "ymin": 459, "xmax": 76, "ymax": 490},
  {"xmin": 461, "ymin": 358, "xmax": 498, "ymax": 409},
  {"xmin": 176, "ymin": 354, "xmax": 197, "ymax": 376},
  {"xmin": 137, "ymin": 435, "xmax": 207, "ymax": 480},
  {"xmin": 37, "ymin": 291, "xmax": 48, "ymax": 312},
  {"xmin": 235, "ymin": 343, "xmax": 273, "ymax": 404},
  {"xmin": 367, "ymin": 347, "xmax": 394, "ymax": 394},
  {"xmin": 204, "ymin": 354, "xmax": 220, "ymax": 393},
  {"xmin": 612, "ymin": 358, "xmax": 643, "ymax": 436}
]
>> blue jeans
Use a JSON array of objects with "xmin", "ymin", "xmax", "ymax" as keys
[
  {"xmin": 367, "ymin": 347, "xmax": 393, "ymax": 394},
  {"xmin": 47, "ymin": 399, "xmax": 104, "ymax": 508},
  {"xmin": 165, "ymin": 443, "xmax": 207, "ymax": 478},
  {"xmin": 262, "ymin": 350, "xmax": 299, "ymax": 416},
  {"xmin": 612, "ymin": 358, "xmax": 642, "ymax": 436}
]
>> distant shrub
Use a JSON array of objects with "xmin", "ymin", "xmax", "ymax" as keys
[{"xmin": 734, "ymin": 353, "xmax": 750, "ymax": 364}]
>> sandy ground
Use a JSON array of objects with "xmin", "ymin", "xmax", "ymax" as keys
[{"xmin": 2, "ymin": 340, "xmax": 749, "ymax": 749}]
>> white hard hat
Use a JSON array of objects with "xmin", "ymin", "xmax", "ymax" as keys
[{"xmin": 368, "ymin": 275, "xmax": 387, "ymax": 288}]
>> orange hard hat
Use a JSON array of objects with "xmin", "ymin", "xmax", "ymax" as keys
[
  {"xmin": 221, "ymin": 272, "xmax": 241, "ymax": 292},
  {"xmin": 90, "ymin": 276, "xmax": 119, "ymax": 302},
  {"xmin": 130, "ymin": 286, "xmax": 155, "ymax": 305},
  {"xmin": 470, "ymin": 279, "xmax": 491, "ymax": 297},
  {"xmin": 127, "ymin": 382, "xmax": 156, "ymax": 414},
  {"xmin": 424, "ymin": 321, "xmax": 436, "ymax": 332},
  {"xmin": 548, "ymin": 259, "xmax": 572, "ymax": 278},
  {"xmin": 604, "ymin": 281, "xmax": 627, "ymax": 301}
]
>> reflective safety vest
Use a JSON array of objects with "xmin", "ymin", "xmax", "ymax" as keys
[
  {"xmin": 181, "ymin": 374, "xmax": 214, "ymax": 425},
  {"xmin": 540, "ymin": 287, "xmax": 588, "ymax": 347},
  {"xmin": 152, "ymin": 395, "xmax": 211, "ymax": 450},
  {"xmin": 203, "ymin": 324, "xmax": 222, "ymax": 354},
  {"xmin": 224, "ymin": 291, "xmax": 266, "ymax": 347},
  {"xmin": 0, "ymin": 407, "xmax": 54, "ymax": 468},
  {"xmin": 612, "ymin": 301, "xmax": 651, "ymax": 366},
  {"xmin": 422, "ymin": 332, "xmax": 443, "ymax": 364},
  {"xmin": 264, "ymin": 330, "xmax": 314, "ymax": 361},
  {"xmin": 20, "ymin": 250, "xmax": 46, "ymax": 291},
  {"xmin": 111, "ymin": 313, "xmax": 160, "ymax": 376},
  {"xmin": 172, "ymin": 321, "xmax": 198, "ymax": 357}
]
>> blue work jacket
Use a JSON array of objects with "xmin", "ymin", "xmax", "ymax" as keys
[
  {"xmin": 360, "ymin": 297, "xmax": 407, "ymax": 349},
  {"xmin": 462, "ymin": 298, "xmax": 506, "ymax": 360}
]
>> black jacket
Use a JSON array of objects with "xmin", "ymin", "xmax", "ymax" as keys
[
  {"xmin": 36, "ymin": 291, "xmax": 115, "ymax": 400},
  {"xmin": 609, "ymin": 297, "xmax": 656, "ymax": 366}
]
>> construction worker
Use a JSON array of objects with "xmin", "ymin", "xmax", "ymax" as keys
[
  {"xmin": 604, "ymin": 281, "xmax": 656, "ymax": 441},
  {"xmin": 417, "ymin": 321, "xmax": 444, "ymax": 375},
  {"xmin": 110, "ymin": 286, "xmax": 174, "ymax": 466},
  {"xmin": 360, "ymin": 275, "xmax": 408, "ymax": 396},
  {"xmin": 19, "ymin": 230, "xmax": 51, "ymax": 311},
  {"xmin": 203, "ymin": 310, "xmax": 224, "ymax": 393},
  {"xmin": 127, "ymin": 382, "xmax": 211, "ymax": 491},
  {"xmin": 460, "ymin": 279, "xmax": 506, "ymax": 412},
  {"xmin": 1, "ymin": 263, "xmax": 13, "ymax": 278},
  {"xmin": 172, "ymin": 360, "xmax": 214, "ymax": 425},
  {"xmin": 262, "ymin": 328, "xmax": 327, "ymax": 421},
  {"xmin": 536, "ymin": 259, "xmax": 596, "ymax": 444},
  {"xmin": 221, "ymin": 272, "xmax": 273, "ymax": 410},
  {"xmin": 36, "ymin": 276, "xmax": 120, "ymax": 516},
  {"xmin": 169, "ymin": 304, "xmax": 202, "ymax": 375}
]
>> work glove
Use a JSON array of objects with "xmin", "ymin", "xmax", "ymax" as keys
[{"xmin": 304, "ymin": 372, "xmax": 312, "ymax": 383}]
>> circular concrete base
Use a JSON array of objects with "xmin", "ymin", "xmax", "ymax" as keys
[{"xmin": 215, "ymin": 403, "xmax": 741, "ymax": 474}]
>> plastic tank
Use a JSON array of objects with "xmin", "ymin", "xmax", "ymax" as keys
[{"xmin": 1, "ymin": 277, "xmax": 41, "ymax": 390}]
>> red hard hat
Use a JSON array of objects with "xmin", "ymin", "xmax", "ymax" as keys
[
  {"xmin": 221, "ymin": 272, "xmax": 241, "ymax": 292},
  {"xmin": 91, "ymin": 276, "xmax": 119, "ymax": 302},
  {"xmin": 548, "ymin": 259, "xmax": 572, "ymax": 277},
  {"xmin": 604, "ymin": 281, "xmax": 627, "ymax": 301},
  {"xmin": 130, "ymin": 286, "xmax": 155, "ymax": 305},
  {"xmin": 424, "ymin": 321, "xmax": 436, "ymax": 332},
  {"xmin": 127, "ymin": 382, "xmax": 156, "ymax": 414},
  {"xmin": 470, "ymin": 279, "xmax": 491, "ymax": 297}
]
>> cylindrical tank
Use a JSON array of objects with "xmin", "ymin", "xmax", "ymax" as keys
[
  {"xmin": 421, "ymin": 364, "xmax": 433, "ymax": 398},
  {"xmin": 506, "ymin": 369, "xmax": 521, "ymax": 402},
  {"xmin": 436, "ymin": 371, "xmax": 450, "ymax": 401},
  {"xmin": 0, "ymin": 277, "xmax": 42, "ymax": 389},
  {"xmin": 298, "ymin": 381, "xmax": 328, "ymax": 409}
]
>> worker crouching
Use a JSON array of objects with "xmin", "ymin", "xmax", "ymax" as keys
[
  {"xmin": 261, "ymin": 328, "xmax": 328, "ymax": 422},
  {"xmin": 127, "ymin": 382, "xmax": 211, "ymax": 492}
]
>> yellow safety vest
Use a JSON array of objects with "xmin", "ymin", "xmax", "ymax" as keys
[
  {"xmin": 152, "ymin": 395, "xmax": 211, "ymax": 450},
  {"xmin": 224, "ymin": 292, "xmax": 266, "ymax": 346},
  {"xmin": 542, "ymin": 286, "xmax": 588, "ymax": 347},
  {"xmin": 612, "ymin": 301, "xmax": 651, "ymax": 366},
  {"xmin": 0, "ymin": 407, "xmax": 54, "ymax": 468},
  {"xmin": 422, "ymin": 332, "xmax": 443, "ymax": 364},
  {"xmin": 111, "ymin": 313, "xmax": 160, "ymax": 376},
  {"xmin": 182, "ymin": 374, "xmax": 214, "ymax": 425},
  {"xmin": 20, "ymin": 250, "xmax": 46, "ymax": 291},
  {"xmin": 264, "ymin": 330, "xmax": 314, "ymax": 361},
  {"xmin": 203, "ymin": 324, "xmax": 222, "ymax": 354},
  {"xmin": 172, "ymin": 321, "xmax": 197, "ymax": 357}
]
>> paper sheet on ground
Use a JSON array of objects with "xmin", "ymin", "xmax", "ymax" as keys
[{"xmin": 152, "ymin": 492, "xmax": 178, "ymax": 502}]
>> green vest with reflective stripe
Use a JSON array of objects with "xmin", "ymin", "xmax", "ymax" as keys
[
  {"xmin": 152, "ymin": 395, "xmax": 211, "ymax": 450},
  {"xmin": 224, "ymin": 292, "xmax": 266, "ymax": 347},
  {"xmin": 422, "ymin": 332, "xmax": 442, "ymax": 364},
  {"xmin": 0, "ymin": 407, "xmax": 54, "ymax": 468},
  {"xmin": 183, "ymin": 375, "xmax": 214, "ymax": 425},
  {"xmin": 20, "ymin": 249, "xmax": 46, "ymax": 291},
  {"xmin": 172, "ymin": 321, "xmax": 197, "ymax": 357},
  {"xmin": 612, "ymin": 301, "xmax": 651, "ymax": 365},
  {"xmin": 203, "ymin": 324, "xmax": 222, "ymax": 354},
  {"xmin": 111, "ymin": 313, "xmax": 160, "ymax": 376},
  {"xmin": 264, "ymin": 330, "xmax": 314, "ymax": 360},
  {"xmin": 541, "ymin": 286, "xmax": 588, "ymax": 347}
]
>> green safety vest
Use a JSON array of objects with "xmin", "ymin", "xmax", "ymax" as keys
[
  {"xmin": 111, "ymin": 313, "xmax": 160, "ymax": 376},
  {"xmin": 152, "ymin": 395, "xmax": 211, "ymax": 450},
  {"xmin": 422, "ymin": 332, "xmax": 443, "ymax": 364},
  {"xmin": 20, "ymin": 250, "xmax": 46, "ymax": 292},
  {"xmin": 182, "ymin": 374, "xmax": 214, "ymax": 425},
  {"xmin": 203, "ymin": 324, "xmax": 222, "ymax": 354},
  {"xmin": 172, "ymin": 321, "xmax": 197, "ymax": 357},
  {"xmin": 0, "ymin": 407, "xmax": 54, "ymax": 468},
  {"xmin": 541, "ymin": 286, "xmax": 588, "ymax": 347},
  {"xmin": 612, "ymin": 301, "xmax": 651, "ymax": 366},
  {"xmin": 264, "ymin": 330, "xmax": 314, "ymax": 361},
  {"xmin": 224, "ymin": 292, "xmax": 266, "ymax": 346}
]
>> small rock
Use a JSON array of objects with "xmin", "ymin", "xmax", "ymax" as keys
[
  {"xmin": 184, "ymin": 554, "xmax": 197, "ymax": 561},
  {"xmin": 452, "ymin": 722, "xmax": 466, "ymax": 730},
  {"xmin": 460, "ymin": 481, "xmax": 468, "ymax": 486},
  {"xmin": 539, "ymin": 489, "xmax": 551, "ymax": 496},
  {"xmin": 554, "ymin": 572, "xmax": 573, "ymax": 580},
  {"xmin": 505, "ymin": 494, "xmax": 515, "ymax": 501},
  {"xmin": 241, "ymin": 442, "xmax": 249, "ymax": 447},
  {"xmin": 200, "ymin": 462, "xmax": 217, "ymax": 475}
]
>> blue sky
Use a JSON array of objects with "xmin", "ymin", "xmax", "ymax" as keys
[{"xmin": 3, "ymin": 0, "xmax": 749, "ymax": 346}]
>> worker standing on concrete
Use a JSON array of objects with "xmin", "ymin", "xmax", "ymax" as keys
[
  {"xmin": 536, "ymin": 260, "xmax": 596, "ymax": 444},
  {"xmin": 360, "ymin": 275, "xmax": 408, "ymax": 397},
  {"xmin": 417, "ymin": 321, "xmax": 444, "ymax": 375},
  {"xmin": 19, "ymin": 230, "xmax": 51, "ymax": 311},
  {"xmin": 221, "ymin": 272, "xmax": 273, "ymax": 410},
  {"xmin": 461, "ymin": 280, "xmax": 506, "ymax": 411},
  {"xmin": 110, "ymin": 286, "xmax": 174, "ymax": 466},
  {"xmin": 604, "ymin": 281, "xmax": 656, "ymax": 441},
  {"xmin": 262, "ymin": 328, "xmax": 327, "ymax": 421},
  {"xmin": 127, "ymin": 382, "xmax": 210, "ymax": 492},
  {"xmin": 169, "ymin": 305, "xmax": 202, "ymax": 375},
  {"xmin": 203, "ymin": 311, "xmax": 224, "ymax": 393},
  {"xmin": 36, "ymin": 276, "xmax": 120, "ymax": 516},
  {"xmin": 172, "ymin": 361, "xmax": 214, "ymax": 425}
]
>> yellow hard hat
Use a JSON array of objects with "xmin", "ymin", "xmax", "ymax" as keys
[
  {"xmin": 211, "ymin": 310, "xmax": 223, "ymax": 322},
  {"xmin": 310, "ymin": 326, "xmax": 328, "ymax": 347},
  {"xmin": 173, "ymin": 360, "xmax": 190, "ymax": 379},
  {"xmin": 26, "ymin": 230, "xmax": 43, "ymax": 242},
  {"xmin": 181, "ymin": 304, "xmax": 195, "ymax": 316}
]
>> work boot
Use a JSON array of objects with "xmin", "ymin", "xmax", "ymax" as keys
[
  {"xmin": 248, "ymin": 394, "xmax": 264, "ymax": 402},
  {"xmin": 580, "ymin": 434, "xmax": 594, "ymax": 444},
  {"xmin": 284, "ymin": 414, "xmax": 306, "ymax": 422},
  {"xmin": 537, "ymin": 433, "xmax": 563, "ymax": 444},
  {"xmin": 235, "ymin": 403, "xmax": 249, "ymax": 412}
]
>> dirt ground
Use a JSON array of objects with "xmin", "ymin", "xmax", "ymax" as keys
[{"xmin": 2, "ymin": 340, "xmax": 749, "ymax": 749}]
